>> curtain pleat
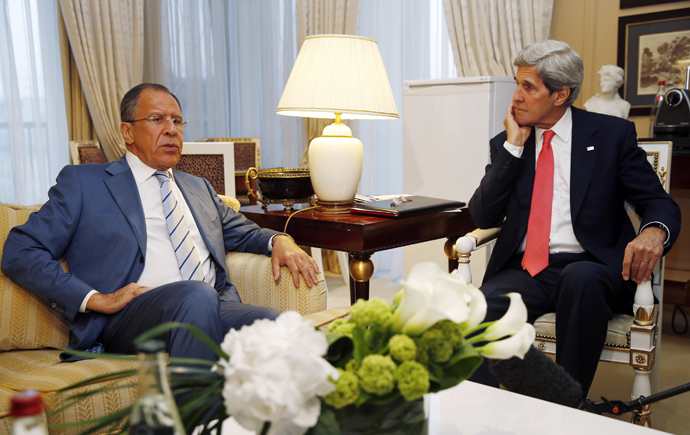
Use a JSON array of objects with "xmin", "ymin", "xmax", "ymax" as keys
[
  {"xmin": 443, "ymin": 0, "xmax": 553, "ymax": 78},
  {"xmin": 59, "ymin": 0, "xmax": 144, "ymax": 161}
]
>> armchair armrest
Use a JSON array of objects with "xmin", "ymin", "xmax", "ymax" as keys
[
  {"xmin": 455, "ymin": 227, "xmax": 501, "ymax": 284},
  {"xmin": 225, "ymin": 252, "xmax": 328, "ymax": 316}
]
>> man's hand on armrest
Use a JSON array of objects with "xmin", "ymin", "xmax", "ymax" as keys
[
  {"xmin": 622, "ymin": 226, "xmax": 666, "ymax": 284},
  {"xmin": 271, "ymin": 235, "xmax": 321, "ymax": 288},
  {"xmin": 85, "ymin": 283, "xmax": 153, "ymax": 314}
]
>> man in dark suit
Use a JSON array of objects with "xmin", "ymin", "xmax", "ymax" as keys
[
  {"xmin": 468, "ymin": 40, "xmax": 681, "ymax": 395},
  {"xmin": 1, "ymin": 83, "xmax": 321, "ymax": 363}
]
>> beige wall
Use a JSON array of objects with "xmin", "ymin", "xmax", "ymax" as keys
[{"xmin": 551, "ymin": 0, "xmax": 690, "ymax": 281}]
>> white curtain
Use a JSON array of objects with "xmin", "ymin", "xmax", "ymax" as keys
[
  {"xmin": 356, "ymin": 0, "xmax": 457, "ymax": 279},
  {"xmin": 59, "ymin": 0, "xmax": 144, "ymax": 161},
  {"xmin": 443, "ymin": 0, "xmax": 553, "ymax": 77},
  {"xmin": 0, "ymin": 0, "xmax": 68, "ymax": 204},
  {"xmin": 145, "ymin": 0, "xmax": 304, "ymax": 169}
]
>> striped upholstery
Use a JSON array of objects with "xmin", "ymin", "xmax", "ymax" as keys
[{"xmin": 1, "ymin": 200, "xmax": 349, "ymax": 433}]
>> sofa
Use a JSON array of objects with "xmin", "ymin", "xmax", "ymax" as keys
[{"xmin": 0, "ymin": 200, "xmax": 349, "ymax": 434}]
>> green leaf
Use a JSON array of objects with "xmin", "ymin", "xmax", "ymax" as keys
[
  {"xmin": 351, "ymin": 326, "xmax": 369, "ymax": 361},
  {"xmin": 307, "ymin": 406, "xmax": 341, "ymax": 435},
  {"xmin": 58, "ymin": 368, "xmax": 137, "ymax": 392},
  {"xmin": 429, "ymin": 343, "xmax": 483, "ymax": 392},
  {"xmin": 48, "ymin": 405, "xmax": 131, "ymax": 435},
  {"xmin": 133, "ymin": 322, "xmax": 229, "ymax": 361},
  {"xmin": 59, "ymin": 348, "xmax": 138, "ymax": 362}
]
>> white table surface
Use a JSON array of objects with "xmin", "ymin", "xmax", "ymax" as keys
[{"xmin": 221, "ymin": 381, "xmax": 669, "ymax": 434}]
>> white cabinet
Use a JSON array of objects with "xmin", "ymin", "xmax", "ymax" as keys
[{"xmin": 402, "ymin": 77, "xmax": 515, "ymax": 283}]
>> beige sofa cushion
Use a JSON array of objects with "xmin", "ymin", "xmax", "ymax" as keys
[
  {"xmin": 0, "ymin": 349, "xmax": 137, "ymax": 435},
  {"xmin": 0, "ymin": 203, "xmax": 69, "ymax": 351}
]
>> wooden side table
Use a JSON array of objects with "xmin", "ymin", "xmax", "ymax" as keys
[{"xmin": 240, "ymin": 204, "xmax": 475, "ymax": 304}]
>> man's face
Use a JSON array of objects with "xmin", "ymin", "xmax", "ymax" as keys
[
  {"xmin": 512, "ymin": 65, "xmax": 567, "ymax": 129},
  {"xmin": 120, "ymin": 89, "xmax": 184, "ymax": 171}
]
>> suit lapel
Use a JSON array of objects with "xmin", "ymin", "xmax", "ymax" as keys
[
  {"xmin": 570, "ymin": 108, "xmax": 599, "ymax": 222},
  {"xmin": 105, "ymin": 157, "xmax": 147, "ymax": 256}
]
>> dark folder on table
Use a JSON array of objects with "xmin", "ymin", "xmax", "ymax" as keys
[{"xmin": 350, "ymin": 196, "xmax": 465, "ymax": 218}]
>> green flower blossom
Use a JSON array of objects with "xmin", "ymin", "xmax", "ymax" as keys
[
  {"xmin": 328, "ymin": 318, "xmax": 356, "ymax": 337},
  {"xmin": 395, "ymin": 361, "xmax": 430, "ymax": 401},
  {"xmin": 323, "ymin": 369, "xmax": 360, "ymax": 409},
  {"xmin": 345, "ymin": 359, "xmax": 360, "ymax": 373},
  {"xmin": 358, "ymin": 355, "xmax": 397, "ymax": 396},
  {"xmin": 420, "ymin": 329, "xmax": 453, "ymax": 363},
  {"xmin": 389, "ymin": 334, "xmax": 417, "ymax": 362},
  {"xmin": 350, "ymin": 298, "xmax": 393, "ymax": 328}
]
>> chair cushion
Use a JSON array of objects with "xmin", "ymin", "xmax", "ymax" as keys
[
  {"xmin": 0, "ymin": 203, "xmax": 69, "ymax": 351},
  {"xmin": 534, "ymin": 312, "xmax": 634, "ymax": 348},
  {"xmin": 0, "ymin": 349, "xmax": 137, "ymax": 435}
]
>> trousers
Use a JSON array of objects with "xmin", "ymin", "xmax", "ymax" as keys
[
  {"xmin": 468, "ymin": 252, "xmax": 635, "ymax": 396},
  {"xmin": 98, "ymin": 281, "xmax": 280, "ymax": 362}
]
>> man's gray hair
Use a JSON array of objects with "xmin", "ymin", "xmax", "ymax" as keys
[{"xmin": 514, "ymin": 40, "xmax": 584, "ymax": 106}]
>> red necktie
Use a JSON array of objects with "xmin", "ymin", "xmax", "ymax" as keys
[{"xmin": 522, "ymin": 130, "xmax": 555, "ymax": 277}]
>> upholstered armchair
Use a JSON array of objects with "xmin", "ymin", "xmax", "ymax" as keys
[
  {"xmin": 454, "ymin": 141, "xmax": 672, "ymax": 427},
  {"xmin": 0, "ymin": 199, "xmax": 348, "ymax": 434}
]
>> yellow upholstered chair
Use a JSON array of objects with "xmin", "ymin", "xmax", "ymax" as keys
[
  {"xmin": 454, "ymin": 141, "xmax": 672, "ymax": 427},
  {"xmin": 0, "ymin": 199, "xmax": 348, "ymax": 434}
]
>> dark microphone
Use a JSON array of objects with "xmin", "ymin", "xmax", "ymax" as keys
[{"xmin": 488, "ymin": 345, "xmax": 583, "ymax": 408}]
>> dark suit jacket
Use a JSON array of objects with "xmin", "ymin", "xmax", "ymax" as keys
[
  {"xmin": 1, "ymin": 156, "xmax": 277, "ymax": 354},
  {"xmin": 469, "ymin": 107, "xmax": 681, "ymax": 283}
]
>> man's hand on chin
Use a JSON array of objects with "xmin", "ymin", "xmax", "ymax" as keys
[
  {"xmin": 622, "ymin": 226, "xmax": 666, "ymax": 284},
  {"xmin": 271, "ymin": 235, "xmax": 321, "ymax": 288},
  {"xmin": 86, "ymin": 283, "xmax": 154, "ymax": 314},
  {"xmin": 504, "ymin": 105, "xmax": 532, "ymax": 148}
]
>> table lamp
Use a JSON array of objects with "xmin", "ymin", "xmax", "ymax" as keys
[{"xmin": 276, "ymin": 34, "xmax": 398, "ymax": 213}]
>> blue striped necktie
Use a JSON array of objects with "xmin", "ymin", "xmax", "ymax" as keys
[{"xmin": 154, "ymin": 171, "xmax": 205, "ymax": 281}]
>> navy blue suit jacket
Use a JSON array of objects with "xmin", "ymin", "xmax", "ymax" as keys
[
  {"xmin": 469, "ymin": 107, "xmax": 681, "ymax": 283},
  {"xmin": 1, "ymin": 156, "xmax": 277, "ymax": 354}
]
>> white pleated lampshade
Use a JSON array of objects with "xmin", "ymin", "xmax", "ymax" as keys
[{"xmin": 276, "ymin": 34, "xmax": 398, "ymax": 120}]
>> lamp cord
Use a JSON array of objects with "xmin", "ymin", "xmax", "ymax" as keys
[{"xmin": 284, "ymin": 206, "xmax": 320, "ymax": 233}]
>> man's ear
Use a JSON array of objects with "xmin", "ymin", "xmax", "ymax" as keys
[
  {"xmin": 554, "ymin": 87, "xmax": 571, "ymax": 107},
  {"xmin": 120, "ymin": 122, "xmax": 134, "ymax": 145}
]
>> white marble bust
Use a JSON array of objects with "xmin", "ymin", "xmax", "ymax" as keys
[{"xmin": 584, "ymin": 65, "xmax": 631, "ymax": 119}]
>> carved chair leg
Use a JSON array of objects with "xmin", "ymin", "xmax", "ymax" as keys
[{"xmin": 631, "ymin": 369, "xmax": 652, "ymax": 427}]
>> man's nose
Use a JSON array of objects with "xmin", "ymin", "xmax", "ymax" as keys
[{"xmin": 163, "ymin": 119, "xmax": 178, "ymax": 134}]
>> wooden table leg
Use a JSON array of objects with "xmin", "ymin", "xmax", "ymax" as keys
[
  {"xmin": 349, "ymin": 253, "xmax": 374, "ymax": 304},
  {"xmin": 445, "ymin": 237, "xmax": 459, "ymax": 272}
]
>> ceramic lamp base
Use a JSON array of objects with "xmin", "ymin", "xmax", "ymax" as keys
[
  {"xmin": 308, "ymin": 122, "xmax": 363, "ymax": 211},
  {"xmin": 314, "ymin": 199, "xmax": 354, "ymax": 214}
]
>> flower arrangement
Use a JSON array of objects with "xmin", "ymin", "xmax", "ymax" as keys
[{"xmin": 58, "ymin": 262, "xmax": 534, "ymax": 435}]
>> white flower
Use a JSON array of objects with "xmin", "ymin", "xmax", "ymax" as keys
[
  {"xmin": 215, "ymin": 311, "xmax": 339, "ymax": 435},
  {"xmin": 479, "ymin": 323, "xmax": 536, "ymax": 360},
  {"xmin": 391, "ymin": 262, "xmax": 483, "ymax": 336},
  {"xmin": 482, "ymin": 293, "xmax": 528, "ymax": 341}
]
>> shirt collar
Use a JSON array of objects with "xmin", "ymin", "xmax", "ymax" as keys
[
  {"xmin": 536, "ymin": 106, "xmax": 572, "ymax": 144},
  {"xmin": 125, "ymin": 151, "xmax": 174, "ymax": 184}
]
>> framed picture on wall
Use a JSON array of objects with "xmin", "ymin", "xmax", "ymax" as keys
[{"xmin": 617, "ymin": 8, "xmax": 690, "ymax": 116}]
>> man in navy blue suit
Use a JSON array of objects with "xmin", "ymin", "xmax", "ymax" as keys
[
  {"xmin": 468, "ymin": 40, "xmax": 681, "ymax": 395},
  {"xmin": 2, "ymin": 83, "xmax": 320, "ymax": 363}
]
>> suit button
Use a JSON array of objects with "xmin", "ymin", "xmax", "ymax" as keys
[
  {"xmin": 51, "ymin": 302, "xmax": 57, "ymax": 308},
  {"xmin": 139, "ymin": 256, "xmax": 144, "ymax": 263}
]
